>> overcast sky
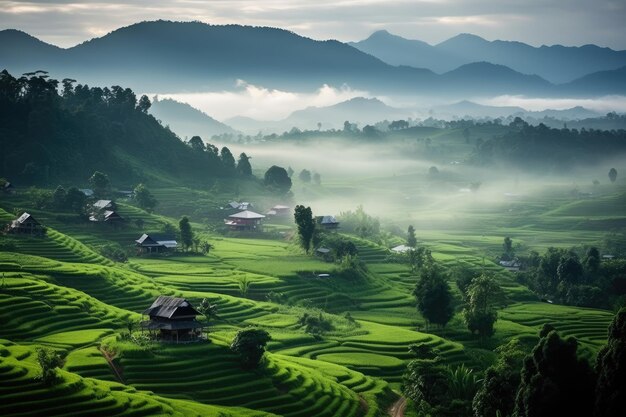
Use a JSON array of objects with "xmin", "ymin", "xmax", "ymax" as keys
[{"xmin": 1, "ymin": 0, "xmax": 625, "ymax": 49}]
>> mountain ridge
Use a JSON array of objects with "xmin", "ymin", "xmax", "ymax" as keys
[
  {"xmin": 1, "ymin": 21, "xmax": 625, "ymax": 97},
  {"xmin": 350, "ymin": 30, "xmax": 626, "ymax": 83}
]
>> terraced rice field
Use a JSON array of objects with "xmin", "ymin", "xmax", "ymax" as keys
[{"xmin": 0, "ymin": 183, "xmax": 621, "ymax": 416}]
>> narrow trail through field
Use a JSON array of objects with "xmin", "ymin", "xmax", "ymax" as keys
[
  {"xmin": 100, "ymin": 346, "xmax": 125, "ymax": 384},
  {"xmin": 388, "ymin": 396, "xmax": 407, "ymax": 417}
]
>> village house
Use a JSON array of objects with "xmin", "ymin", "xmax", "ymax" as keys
[
  {"xmin": 135, "ymin": 233, "xmax": 178, "ymax": 254},
  {"xmin": 499, "ymin": 259, "xmax": 522, "ymax": 272},
  {"xmin": 224, "ymin": 210, "xmax": 266, "ymax": 231},
  {"xmin": 226, "ymin": 201, "xmax": 253, "ymax": 211},
  {"xmin": 140, "ymin": 296, "xmax": 206, "ymax": 343},
  {"xmin": 92, "ymin": 200, "xmax": 116, "ymax": 210},
  {"xmin": 266, "ymin": 205, "xmax": 291, "ymax": 217},
  {"xmin": 316, "ymin": 215, "xmax": 340, "ymax": 230},
  {"xmin": 391, "ymin": 245, "xmax": 412, "ymax": 253},
  {"xmin": 89, "ymin": 210, "xmax": 124, "ymax": 225},
  {"xmin": 6, "ymin": 212, "xmax": 45, "ymax": 235}
]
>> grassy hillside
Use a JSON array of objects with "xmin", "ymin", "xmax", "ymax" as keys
[{"xmin": 0, "ymin": 173, "xmax": 623, "ymax": 416}]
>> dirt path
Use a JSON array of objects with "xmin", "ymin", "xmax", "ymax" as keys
[
  {"xmin": 99, "ymin": 347, "xmax": 125, "ymax": 384},
  {"xmin": 388, "ymin": 396, "xmax": 407, "ymax": 417}
]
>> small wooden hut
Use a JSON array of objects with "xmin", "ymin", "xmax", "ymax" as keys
[{"xmin": 140, "ymin": 296, "xmax": 206, "ymax": 343}]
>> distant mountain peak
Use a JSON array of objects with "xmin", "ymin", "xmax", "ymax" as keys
[{"xmin": 438, "ymin": 33, "xmax": 487, "ymax": 46}]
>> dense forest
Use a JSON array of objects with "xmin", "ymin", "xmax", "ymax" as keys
[
  {"xmin": 470, "ymin": 119, "xmax": 626, "ymax": 171},
  {"xmin": 0, "ymin": 70, "xmax": 243, "ymax": 186}
]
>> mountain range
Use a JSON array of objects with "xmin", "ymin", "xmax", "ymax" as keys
[
  {"xmin": 226, "ymin": 97, "xmax": 408, "ymax": 134},
  {"xmin": 349, "ymin": 30, "xmax": 626, "ymax": 84},
  {"xmin": 149, "ymin": 98, "xmax": 237, "ymax": 139},
  {"xmin": 1, "ymin": 21, "xmax": 625, "ymax": 97}
]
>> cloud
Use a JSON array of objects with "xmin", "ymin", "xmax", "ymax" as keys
[
  {"xmin": 153, "ymin": 81, "xmax": 371, "ymax": 121},
  {"xmin": 0, "ymin": 0, "xmax": 625, "ymax": 49}
]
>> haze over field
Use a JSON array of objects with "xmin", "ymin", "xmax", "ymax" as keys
[{"xmin": 1, "ymin": 4, "xmax": 626, "ymax": 417}]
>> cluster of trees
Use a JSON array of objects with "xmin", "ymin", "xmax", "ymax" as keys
[
  {"xmin": 411, "ymin": 248, "xmax": 503, "ymax": 338},
  {"xmin": 186, "ymin": 136, "xmax": 253, "ymax": 178},
  {"xmin": 33, "ymin": 170, "xmax": 159, "ymax": 218},
  {"xmin": 297, "ymin": 169, "xmax": 321, "ymax": 185},
  {"xmin": 404, "ymin": 308, "xmax": 626, "ymax": 417},
  {"xmin": 177, "ymin": 216, "xmax": 213, "ymax": 254},
  {"xmin": 471, "ymin": 119, "xmax": 626, "ymax": 171},
  {"xmin": 338, "ymin": 205, "xmax": 380, "ymax": 239},
  {"xmin": 293, "ymin": 205, "xmax": 359, "ymax": 261},
  {"xmin": 518, "ymin": 246, "xmax": 626, "ymax": 309},
  {"xmin": 0, "ymin": 70, "xmax": 249, "ymax": 185}
]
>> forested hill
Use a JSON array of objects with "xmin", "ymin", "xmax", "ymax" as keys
[
  {"xmin": 470, "ymin": 119, "xmax": 626, "ymax": 171},
  {"xmin": 0, "ymin": 70, "xmax": 242, "ymax": 186}
]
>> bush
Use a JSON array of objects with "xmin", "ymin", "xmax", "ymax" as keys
[
  {"xmin": 298, "ymin": 312, "xmax": 334, "ymax": 335},
  {"xmin": 36, "ymin": 347, "xmax": 63, "ymax": 385}
]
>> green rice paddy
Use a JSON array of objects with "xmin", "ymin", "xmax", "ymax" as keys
[{"xmin": 0, "ymin": 181, "xmax": 623, "ymax": 416}]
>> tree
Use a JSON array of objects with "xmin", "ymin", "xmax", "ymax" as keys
[
  {"xmin": 188, "ymin": 136, "xmax": 205, "ymax": 152},
  {"xmin": 287, "ymin": 166, "xmax": 294, "ymax": 177},
  {"xmin": 609, "ymin": 168, "xmax": 617, "ymax": 183},
  {"xmin": 230, "ymin": 328, "xmax": 271, "ymax": 369},
  {"xmin": 594, "ymin": 308, "xmax": 626, "ymax": 417},
  {"xmin": 557, "ymin": 256, "xmax": 583, "ymax": 285},
  {"xmin": 407, "ymin": 225, "xmax": 417, "ymax": 248},
  {"xmin": 64, "ymin": 187, "xmax": 87, "ymax": 214},
  {"xmin": 463, "ymin": 127, "xmax": 471, "ymax": 144},
  {"xmin": 237, "ymin": 153, "xmax": 252, "ymax": 177},
  {"xmin": 220, "ymin": 146, "xmax": 236, "ymax": 172},
  {"xmin": 299, "ymin": 169, "xmax": 311, "ymax": 183},
  {"xmin": 407, "ymin": 246, "xmax": 433, "ymax": 273},
  {"xmin": 413, "ymin": 265, "xmax": 454, "ymax": 328},
  {"xmin": 502, "ymin": 236, "xmax": 515, "ymax": 261},
  {"xmin": 264, "ymin": 165, "xmax": 292, "ymax": 194},
  {"xmin": 238, "ymin": 276, "xmax": 252, "ymax": 298},
  {"xmin": 36, "ymin": 347, "xmax": 63, "ymax": 385},
  {"xmin": 584, "ymin": 247, "xmax": 601, "ymax": 275},
  {"xmin": 88, "ymin": 171, "xmax": 110, "ymax": 198},
  {"xmin": 178, "ymin": 216, "xmax": 193, "ymax": 251},
  {"xmin": 134, "ymin": 183, "xmax": 157, "ymax": 212},
  {"xmin": 136, "ymin": 95, "xmax": 151, "ymax": 113},
  {"xmin": 463, "ymin": 275, "xmax": 502, "ymax": 338},
  {"xmin": 198, "ymin": 298, "xmax": 219, "ymax": 322},
  {"xmin": 503, "ymin": 236, "xmax": 513, "ymax": 256},
  {"xmin": 472, "ymin": 339, "xmax": 526, "ymax": 417},
  {"xmin": 51, "ymin": 185, "xmax": 67, "ymax": 209},
  {"xmin": 513, "ymin": 330, "xmax": 595, "ymax": 417},
  {"xmin": 403, "ymin": 358, "xmax": 450, "ymax": 415},
  {"xmin": 200, "ymin": 241, "xmax": 214, "ymax": 255},
  {"xmin": 294, "ymin": 205, "xmax": 316, "ymax": 253},
  {"xmin": 429, "ymin": 166, "xmax": 439, "ymax": 176},
  {"xmin": 312, "ymin": 172, "xmax": 321, "ymax": 185}
]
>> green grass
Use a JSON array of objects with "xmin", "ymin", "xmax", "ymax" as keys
[{"xmin": 0, "ymin": 179, "xmax": 623, "ymax": 417}]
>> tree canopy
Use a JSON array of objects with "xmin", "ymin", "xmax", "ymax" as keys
[
  {"xmin": 264, "ymin": 165, "xmax": 292, "ymax": 194},
  {"xmin": 230, "ymin": 328, "xmax": 271, "ymax": 369}
]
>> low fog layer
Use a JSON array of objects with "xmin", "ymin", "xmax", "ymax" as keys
[
  {"xmin": 151, "ymin": 82, "xmax": 626, "ymax": 134},
  {"xmin": 223, "ymin": 139, "xmax": 625, "ymax": 231}
]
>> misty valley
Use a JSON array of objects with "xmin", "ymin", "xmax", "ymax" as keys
[{"xmin": 1, "ymin": 18, "xmax": 626, "ymax": 417}]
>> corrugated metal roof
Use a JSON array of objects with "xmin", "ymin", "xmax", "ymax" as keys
[
  {"xmin": 319, "ymin": 215, "xmax": 338, "ymax": 224},
  {"xmin": 229, "ymin": 210, "xmax": 266, "ymax": 219},
  {"xmin": 93, "ymin": 200, "xmax": 113, "ymax": 209},
  {"xmin": 143, "ymin": 296, "xmax": 200, "ymax": 319},
  {"xmin": 16, "ymin": 212, "xmax": 33, "ymax": 224}
]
